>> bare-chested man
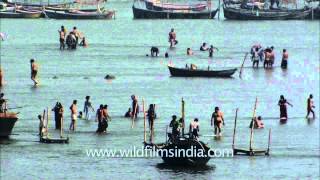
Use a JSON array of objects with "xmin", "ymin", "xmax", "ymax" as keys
[
  {"xmin": 30, "ymin": 59, "xmax": 39, "ymax": 86},
  {"xmin": 0, "ymin": 68, "xmax": 3, "ymax": 87},
  {"xmin": 69, "ymin": 100, "xmax": 78, "ymax": 131}
]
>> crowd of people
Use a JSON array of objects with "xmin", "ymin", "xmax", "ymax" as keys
[
  {"xmin": 58, "ymin": 26, "xmax": 88, "ymax": 50},
  {"xmin": 250, "ymin": 44, "xmax": 289, "ymax": 69}
]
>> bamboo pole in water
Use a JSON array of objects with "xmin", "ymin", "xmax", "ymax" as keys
[
  {"xmin": 60, "ymin": 115, "xmax": 63, "ymax": 138},
  {"xmin": 239, "ymin": 52, "xmax": 248, "ymax": 79},
  {"xmin": 218, "ymin": 0, "xmax": 220, "ymax": 20},
  {"xmin": 249, "ymin": 97, "xmax": 258, "ymax": 151},
  {"xmin": 143, "ymin": 98, "xmax": 146, "ymax": 143},
  {"xmin": 181, "ymin": 98, "xmax": 185, "ymax": 136},
  {"xmin": 232, "ymin": 108, "xmax": 239, "ymax": 150},
  {"xmin": 267, "ymin": 128, "xmax": 272, "ymax": 154},
  {"xmin": 46, "ymin": 107, "xmax": 49, "ymax": 136}
]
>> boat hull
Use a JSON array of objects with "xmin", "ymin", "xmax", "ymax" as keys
[
  {"xmin": 0, "ymin": 10, "xmax": 42, "ymax": 18},
  {"xmin": 0, "ymin": 113, "xmax": 18, "ymax": 137},
  {"xmin": 168, "ymin": 66, "xmax": 237, "ymax": 77},
  {"xmin": 223, "ymin": 7, "xmax": 311, "ymax": 20},
  {"xmin": 132, "ymin": 4, "xmax": 218, "ymax": 19},
  {"xmin": 44, "ymin": 10, "xmax": 114, "ymax": 19},
  {"xmin": 307, "ymin": 6, "xmax": 320, "ymax": 19}
]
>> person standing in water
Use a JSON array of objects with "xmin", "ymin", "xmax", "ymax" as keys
[
  {"xmin": 30, "ymin": 59, "xmax": 39, "ymax": 86},
  {"xmin": 189, "ymin": 118, "xmax": 200, "ymax": 139},
  {"xmin": 252, "ymin": 47, "xmax": 260, "ymax": 68},
  {"xmin": 52, "ymin": 102, "xmax": 63, "ymax": 129},
  {"xmin": 83, "ymin": 96, "xmax": 94, "ymax": 120},
  {"xmin": 0, "ymin": 68, "xmax": 3, "ymax": 87},
  {"xmin": 306, "ymin": 94, "xmax": 315, "ymax": 119},
  {"xmin": 211, "ymin": 107, "xmax": 224, "ymax": 136},
  {"xmin": 96, "ymin": 104, "xmax": 104, "ymax": 133},
  {"xmin": 278, "ymin": 95, "xmax": 293, "ymax": 120},
  {"xmin": 147, "ymin": 104, "xmax": 156, "ymax": 133},
  {"xmin": 168, "ymin": 28, "xmax": 178, "ymax": 48},
  {"xmin": 0, "ymin": 93, "xmax": 7, "ymax": 113},
  {"xmin": 69, "ymin": 100, "xmax": 78, "ymax": 131},
  {"xmin": 131, "ymin": 95, "xmax": 139, "ymax": 119},
  {"xmin": 281, "ymin": 49, "xmax": 288, "ymax": 69},
  {"xmin": 270, "ymin": 46, "xmax": 275, "ymax": 68},
  {"xmin": 79, "ymin": 37, "xmax": 88, "ymax": 47},
  {"xmin": 187, "ymin": 48, "xmax": 193, "ymax": 55},
  {"xmin": 58, "ymin": 26, "xmax": 66, "ymax": 50}
]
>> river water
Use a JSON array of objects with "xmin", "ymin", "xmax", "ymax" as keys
[{"xmin": 0, "ymin": 1, "xmax": 319, "ymax": 180}]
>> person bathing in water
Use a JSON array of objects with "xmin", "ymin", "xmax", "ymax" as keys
[
  {"xmin": 69, "ymin": 100, "xmax": 78, "ymax": 131},
  {"xmin": 281, "ymin": 49, "xmax": 288, "ymax": 69},
  {"xmin": 124, "ymin": 108, "xmax": 132, "ymax": 118},
  {"xmin": 249, "ymin": 116, "xmax": 264, "ymax": 129},
  {"xmin": 187, "ymin": 48, "xmax": 193, "ymax": 55},
  {"xmin": 189, "ymin": 118, "xmax": 200, "ymax": 139},
  {"xmin": 58, "ymin": 26, "xmax": 66, "ymax": 50},
  {"xmin": 200, "ymin": 43, "xmax": 209, "ymax": 51},
  {"xmin": 211, "ymin": 107, "xmax": 224, "ymax": 136},
  {"xmin": 79, "ymin": 37, "xmax": 88, "ymax": 47},
  {"xmin": 83, "ymin": 96, "xmax": 94, "ymax": 120},
  {"xmin": 278, "ymin": 95, "xmax": 293, "ymax": 120},
  {"xmin": 209, "ymin": 45, "xmax": 218, "ymax": 57},
  {"xmin": 168, "ymin": 28, "xmax": 178, "ymax": 48},
  {"xmin": 306, "ymin": 94, "xmax": 315, "ymax": 119},
  {"xmin": 30, "ymin": 59, "xmax": 39, "ymax": 86},
  {"xmin": 150, "ymin": 47, "xmax": 159, "ymax": 57}
]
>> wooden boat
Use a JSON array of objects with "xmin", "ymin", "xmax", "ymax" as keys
[
  {"xmin": 0, "ymin": 9, "xmax": 42, "ymax": 18},
  {"xmin": 44, "ymin": 9, "xmax": 114, "ymax": 19},
  {"xmin": 144, "ymin": 99, "xmax": 211, "ymax": 166},
  {"xmin": 40, "ymin": 136, "xmax": 69, "ymax": 143},
  {"xmin": 45, "ymin": 6, "xmax": 105, "ymax": 12},
  {"xmin": 223, "ymin": 5, "xmax": 311, "ymax": 20},
  {"xmin": 3, "ymin": 0, "xmax": 75, "ymax": 8},
  {"xmin": 132, "ymin": 1, "xmax": 218, "ymax": 19},
  {"xmin": 144, "ymin": 0, "xmax": 207, "ymax": 11},
  {"xmin": 145, "ymin": 137, "xmax": 211, "ymax": 166},
  {"xmin": 0, "ymin": 112, "xmax": 18, "ymax": 137},
  {"xmin": 308, "ymin": 5, "xmax": 320, "ymax": 19},
  {"xmin": 168, "ymin": 65, "xmax": 237, "ymax": 77}
]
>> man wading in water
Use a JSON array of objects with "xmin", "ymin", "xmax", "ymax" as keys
[
  {"xmin": 306, "ymin": 94, "xmax": 315, "ymax": 119},
  {"xmin": 131, "ymin": 95, "xmax": 139, "ymax": 119},
  {"xmin": 211, "ymin": 107, "xmax": 224, "ymax": 136},
  {"xmin": 58, "ymin": 26, "xmax": 66, "ymax": 50},
  {"xmin": 168, "ymin": 28, "xmax": 178, "ymax": 48},
  {"xmin": 69, "ymin": 100, "xmax": 78, "ymax": 131},
  {"xmin": 30, "ymin": 59, "xmax": 39, "ymax": 86},
  {"xmin": 278, "ymin": 95, "xmax": 293, "ymax": 121}
]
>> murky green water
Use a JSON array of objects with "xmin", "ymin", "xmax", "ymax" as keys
[{"xmin": 0, "ymin": 1, "xmax": 319, "ymax": 180}]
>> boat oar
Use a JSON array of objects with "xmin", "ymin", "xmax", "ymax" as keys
[{"xmin": 239, "ymin": 52, "xmax": 249, "ymax": 79}]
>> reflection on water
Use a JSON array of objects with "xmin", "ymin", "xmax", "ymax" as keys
[{"xmin": 156, "ymin": 162, "xmax": 215, "ymax": 174}]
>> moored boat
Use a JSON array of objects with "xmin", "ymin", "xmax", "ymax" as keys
[
  {"xmin": 223, "ymin": 6, "xmax": 311, "ymax": 20},
  {"xmin": 0, "ymin": 9, "xmax": 42, "ymax": 18},
  {"xmin": 44, "ymin": 9, "xmax": 115, "ymax": 19},
  {"xmin": 144, "ymin": 0, "xmax": 207, "ymax": 11},
  {"xmin": 132, "ymin": 0, "xmax": 218, "ymax": 19},
  {"xmin": 168, "ymin": 65, "xmax": 237, "ymax": 77},
  {"xmin": 0, "ymin": 112, "xmax": 18, "ymax": 137}
]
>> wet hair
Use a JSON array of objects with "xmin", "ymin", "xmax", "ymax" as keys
[
  {"xmin": 271, "ymin": 46, "xmax": 274, "ymax": 49},
  {"xmin": 215, "ymin": 107, "xmax": 219, "ymax": 111},
  {"xmin": 283, "ymin": 49, "xmax": 286, "ymax": 52},
  {"xmin": 210, "ymin": 45, "xmax": 213, "ymax": 48},
  {"xmin": 100, "ymin": 104, "xmax": 103, "ymax": 109},
  {"xmin": 86, "ymin": 96, "xmax": 90, "ymax": 100},
  {"xmin": 257, "ymin": 116, "xmax": 262, "ymax": 120},
  {"xmin": 73, "ymin": 100, "xmax": 77, "ymax": 104},
  {"xmin": 73, "ymin": 26, "xmax": 77, "ymax": 30},
  {"xmin": 165, "ymin": 52, "xmax": 169, "ymax": 58},
  {"xmin": 310, "ymin": 94, "xmax": 313, "ymax": 98},
  {"xmin": 171, "ymin": 28, "xmax": 174, "ymax": 32},
  {"xmin": 0, "ymin": 93, "xmax": 4, "ymax": 97},
  {"xmin": 194, "ymin": 118, "xmax": 199, "ymax": 122},
  {"xmin": 280, "ymin": 95, "xmax": 284, "ymax": 100},
  {"xmin": 172, "ymin": 115, "xmax": 177, "ymax": 120},
  {"xmin": 255, "ymin": 47, "xmax": 259, "ymax": 51},
  {"xmin": 38, "ymin": 115, "xmax": 42, "ymax": 119},
  {"xmin": 30, "ymin": 59, "xmax": 35, "ymax": 63},
  {"xmin": 103, "ymin": 105, "xmax": 108, "ymax": 109},
  {"xmin": 202, "ymin": 42, "xmax": 206, "ymax": 46}
]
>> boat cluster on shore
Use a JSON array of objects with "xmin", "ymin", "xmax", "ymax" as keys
[{"xmin": 0, "ymin": 0, "xmax": 319, "ymax": 20}]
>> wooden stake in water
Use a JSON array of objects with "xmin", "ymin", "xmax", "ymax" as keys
[
  {"xmin": 143, "ymin": 98, "xmax": 146, "ymax": 143},
  {"xmin": 239, "ymin": 52, "xmax": 248, "ymax": 79},
  {"xmin": 249, "ymin": 97, "xmax": 258, "ymax": 151},
  {"xmin": 232, "ymin": 108, "xmax": 239, "ymax": 150},
  {"xmin": 267, "ymin": 128, "xmax": 272, "ymax": 154},
  {"xmin": 60, "ymin": 116, "xmax": 63, "ymax": 138},
  {"xmin": 181, "ymin": 98, "xmax": 185, "ymax": 136}
]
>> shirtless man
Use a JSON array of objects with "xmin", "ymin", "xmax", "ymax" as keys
[
  {"xmin": 30, "ymin": 59, "xmax": 39, "ymax": 86},
  {"xmin": 69, "ymin": 100, "xmax": 78, "ymax": 131},
  {"xmin": 211, "ymin": 107, "xmax": 224, "ymax": 136},
  {"xmin": 168, "ymin": 28, "xmax": 178, "ymax": 48},
  {"xmin": 58, "ymin": 26, "xmax": 66, "ymax": 50},
  {"xmin": 306, "ymin": 94, "xmax": 316, "ymax": 119}
]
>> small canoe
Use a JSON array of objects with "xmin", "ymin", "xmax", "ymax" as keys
[
  {"xmin": 44, "ymin": 9, "xmax": 115, "ymax": 19},
  {"xmin": 40, "ymin": 136, "xmax": 69, "ymax": 143},
  {"xmin": 168, "ymin": 65, "xmax": 237, "ymax": 77},
  {"xmin": 45, "ymin": 6, "xmax": 105, "ymax": 12}
]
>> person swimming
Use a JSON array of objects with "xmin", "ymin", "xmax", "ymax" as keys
[
  {"xmin": 125, "ymin": 108, "xmax": 131, "ymax": 118},
  {"xmin": 200, "ymin": 43, "xmax": 208, "ymax": 51},
  {"xmin": 79, "ymin": 37, "xmax": 88, "ymax": 47},
  {"xmin": 187, "ymin": 48, "xmax": 193, "ymax": 55}
]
